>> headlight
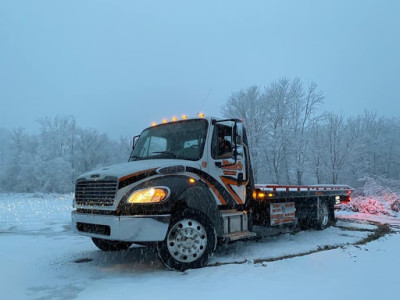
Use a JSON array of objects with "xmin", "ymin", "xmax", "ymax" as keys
[{"xmin": 127, "ymin": 187, "xmax": 169, "ymax": 204}]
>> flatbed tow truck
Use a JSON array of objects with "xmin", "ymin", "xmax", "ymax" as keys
[{"xmin": 72, "ymin": 115, "xmax": 352, "ymax": 270}]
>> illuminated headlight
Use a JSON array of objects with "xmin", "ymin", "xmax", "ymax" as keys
[{"xmin": 127, "ymin": 187, "xmax": 169, "ymax": 204}]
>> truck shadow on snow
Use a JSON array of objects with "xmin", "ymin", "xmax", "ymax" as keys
[{"xmin": 73, "ymin": 245, "xmax": 165, "ymax": 272}]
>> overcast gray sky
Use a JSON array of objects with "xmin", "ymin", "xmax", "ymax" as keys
[{"xmin": 1, "ymin": 0, "xmax": 399, "ymax": 137}]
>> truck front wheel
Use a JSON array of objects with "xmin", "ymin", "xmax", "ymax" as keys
[
  {"xmin": 157, "ymin": 209, "xmax": 217, "ymax": 271},
  {"xmin": 91, "ymin": 238, "xmax": 132, "ymax": 251}
]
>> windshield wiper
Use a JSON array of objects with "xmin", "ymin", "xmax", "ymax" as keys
[
  {"xmin": 129, "ymin": 155, "xmax": 144, "ymax": 161},
  {"xmin": 151, "ymin": 151, "xmax": 178, "ymax": 158}
]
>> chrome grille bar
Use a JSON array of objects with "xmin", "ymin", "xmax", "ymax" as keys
[{"xmin": 75, "ymin": 179, "xmax": 118, "ymax": 206}]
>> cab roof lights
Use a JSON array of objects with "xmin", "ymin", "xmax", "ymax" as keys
[{"xmin": 150, "ymin": 114, "xmax": 205, "ymax": 126}]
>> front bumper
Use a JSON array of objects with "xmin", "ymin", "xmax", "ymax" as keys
[{"xmin": 71, "ymin": 211, "xmax": 170, "ymax": 242}]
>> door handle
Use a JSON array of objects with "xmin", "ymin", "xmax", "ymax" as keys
[{"xmin": 237, "ymin": 173, "xmax": 243, "ymax": 186}]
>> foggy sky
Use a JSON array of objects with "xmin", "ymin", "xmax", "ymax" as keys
[{"xmin": 1, "ymin": 0, "xmax": 399, "ymax": 138}]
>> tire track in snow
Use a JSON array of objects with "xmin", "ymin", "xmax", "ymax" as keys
[{"xmin": 207, "ymin": 221, "xmax": 393, "ymax": 268}]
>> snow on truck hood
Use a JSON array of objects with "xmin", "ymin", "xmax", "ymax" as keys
[{"xmin": 77, "ymin": 160, "xmax": 201, "ymax": 180}]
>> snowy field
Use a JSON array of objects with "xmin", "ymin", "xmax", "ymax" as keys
[{"xmin": 0, "ymin": 193, "xmax": 399, "ymax": 300}]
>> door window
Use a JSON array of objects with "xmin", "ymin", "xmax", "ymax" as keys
[{"xmin": 211, "ymin": 124, "xmax": 233, "ymax": 159}]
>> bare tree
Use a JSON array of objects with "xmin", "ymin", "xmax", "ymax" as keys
[
  {"xmin": 76, "ymin": 128, "xmax": 110, "ymax": 172},
  {"xmin": 221, "ymin": 78, "xmax": 324, "ymax": 184},
  {"xmin": 221, "ymin": 86, "xmax": 266, "ymax": 181},
  {"xmin": 321, "ymin": 113, "xmax": 356, "ymax": 184},
  {"xmin": 262, "ymin": 78, "xmax": 324, "ymax": 184},
  {"xmin": 308, "ymin": 120, "xmax": 326, "ymax": 184},
  {"xmin": 287, "ymin": 80, "xmax": 324, "ymax": 184}
]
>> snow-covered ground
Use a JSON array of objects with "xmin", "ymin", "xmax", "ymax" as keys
[{"xmin": 0, "ymin": 193, "xmax": 399, "ymax": 300}]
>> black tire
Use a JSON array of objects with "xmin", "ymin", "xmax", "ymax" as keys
[
  {"xmin": 314, "ymin": 200, "xmax": 331, "ymax": 230},
  {"xmin": 92, "ymin": 238, "xmax": 132, "ymax": 251},
  {"xmin": 298, "ymin": 219, "xmax": 310, "ymax": 230},
  {"xmin": 157, "ymin": 209, "xmax": 217, "ymax": 271},
  {"xmin": 298, "ymin": 200, "xmax": 332, "ymax": 231}
]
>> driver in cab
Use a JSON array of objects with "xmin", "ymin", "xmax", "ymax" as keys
[{"xmin": 217, "ymin": 133, "xmax": 232, "ymax": 159}]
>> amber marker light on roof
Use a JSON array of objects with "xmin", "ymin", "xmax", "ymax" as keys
[
  {"xmin": 162, "ymin": 119, "xmax": 168, "ymax": 124},
  {"xmin": 198, "ymin": 112, "xmax": 205, "ymax": 117},
  {"xmin": 182, "ymin": 115, "xmax": 188, "ymax": 119},
  {"xmin": 172, "ymin": 116, "xmax": 178, "ymax": 122},
  {"xmin": 151, "ymin": 122, "xmax": 157, "ymax": 127}
]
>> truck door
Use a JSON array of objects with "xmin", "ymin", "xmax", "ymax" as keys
[{"xmin": 207, "ymin": 121, "xmax": 247, "ymax": 206}]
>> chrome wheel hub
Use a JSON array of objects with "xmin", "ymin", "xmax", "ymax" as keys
[{"xmin": 167, "ymin": 219, "xmax": 207, "ymax": 263}]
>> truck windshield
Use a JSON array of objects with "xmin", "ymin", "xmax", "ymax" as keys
[{"xmin": 129, "ymin": 119, "xmax": 208, "ymax": 161}]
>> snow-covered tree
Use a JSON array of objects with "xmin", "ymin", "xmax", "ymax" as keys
[
  {"xmin": 222, "ymin": 78, "xmax": 324, "ymax": 184},
  {"xmin": 0, "ymin": 116, "xmax": 130, "ymax": 193},
  {"xmin": 221, "ymin": 86, "xmax": 266, "ymax": 181}
]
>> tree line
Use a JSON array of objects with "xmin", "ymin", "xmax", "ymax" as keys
[
  {"xmin": 0, "ymin": 116, "xmax": 131, "ymax": 193},
  {"xmin": 1, "ymin": 77, "xmax": 399, "ymax": 193},
  {"xmin": 222, "ymin": 77, "xmax": 400, "ymax": 187}
]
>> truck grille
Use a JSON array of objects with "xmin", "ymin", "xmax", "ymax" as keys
[{"xmin": 75, "ymin": 179, "xmax": 118, "ymax": 206}]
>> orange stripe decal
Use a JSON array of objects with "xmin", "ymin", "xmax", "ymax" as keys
[
  {"xmin": 202, "ymin": 178, "xmax": 227, "ymax": 205},
  {"xmin": 220, "ymin": 177, "xmax": 243, "ymax": 204}
]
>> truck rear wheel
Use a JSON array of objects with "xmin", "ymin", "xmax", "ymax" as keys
[
  {"xmin": 315, "ymin": 200, "xmax": 331, "ymax": 230},
  {"xmin": 157, "ymin": 209, "xmax": 217, "ymax": 271},
  {"xmin": 299, "ymin": 200, "xmax": 332, "ymax": 230},
  {"xmin": 91, "ymin": 238, "xmax": 132, "ymax": 251}
]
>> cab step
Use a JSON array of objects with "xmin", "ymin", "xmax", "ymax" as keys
[{"xmin": 220, "ymin": 209, "xmax": 256, "ymax": 242}]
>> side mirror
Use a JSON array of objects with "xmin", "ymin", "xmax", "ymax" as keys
[
  {"xmin": 132, "ymin": 135, "xmax": 140, "ymax": 150},
  {"xmin": 233, "ymin": 123, "xmax": 238, "ymax": 143},
  {"xmin": 235, "ymin": 135, "xmax": 243, "ymax": 145},
  {"xmin": 234, "ymin": 145, "xmax": 244, "ymax": 159},
  {"xmin": 234, "ymin": 122, "xmax": 243, "ymax": 145}
]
